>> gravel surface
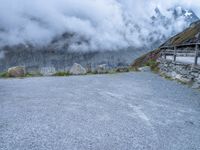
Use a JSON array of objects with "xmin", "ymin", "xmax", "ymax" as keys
[{"xmin": 0, "ymin": 72, "xmax": 200, "ymax": 150}]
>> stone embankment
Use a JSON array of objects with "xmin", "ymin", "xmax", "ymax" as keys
[{"xmin": 158, "ymin": 58, "xmax": 200, "ymax": 89}]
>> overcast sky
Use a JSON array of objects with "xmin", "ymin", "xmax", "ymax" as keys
[{"xmin": 0, "ymin": 0, "xmax": 199, "ymax": 51}]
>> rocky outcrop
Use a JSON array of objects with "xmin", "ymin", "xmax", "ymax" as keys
[
  {"xmin": 69, "ymin": 63, "xmax": 87, "ymax": 75},
  {"xmin": 8, "ymin": 66, "xmax": 25, "ymax": 77}
]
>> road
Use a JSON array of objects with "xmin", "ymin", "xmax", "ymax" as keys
[{"xmin": 0, "ymin": 72, "xmax": 200, "ymax": 150}]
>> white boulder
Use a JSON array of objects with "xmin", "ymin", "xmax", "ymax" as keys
[
  {"xmin": 8, "ymin": 66, "xmax": 25, "ymax": 77},
  {"xmin": 96, "ymin": 64, "xmax": 108, "ymax": 74},
  {"xmin": 69, "ymin": 63, "xmax": 87, "ymax": 75},
  {"xmin": 138, "ymin": 66, "xmax": 151, "ymax": 72},
  {"xmin": 40, "ymin": 67, "xmax": 56, "ymax": 76}
]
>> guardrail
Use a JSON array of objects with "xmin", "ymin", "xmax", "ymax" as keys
[{"xmin": 160, "ymin": 43, "xmax": 200, "ymax": 65}]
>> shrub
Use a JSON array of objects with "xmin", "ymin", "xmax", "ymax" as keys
[
  {"xmin": 53, "ymin": 72, "xmax": 70, "ymax": 76},
  {"xmin": 0, "ymin": 72, "xmax": 9, "ymax": 78}
]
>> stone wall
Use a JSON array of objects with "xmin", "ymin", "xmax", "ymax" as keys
[{"xmin": 158, "ymin": 58, "xmax": 200, "ymax": 89}]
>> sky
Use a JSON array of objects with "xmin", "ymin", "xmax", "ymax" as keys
[{"xmin": 0, "ymin": 0, "xmax": 199, "ymax": 51}]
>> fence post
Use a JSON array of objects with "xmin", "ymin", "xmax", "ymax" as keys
[
  {"xmin": 163, "ymin": 48, "xmax": 167, "ymax": 59},
  {"xmin": 194, "ymin": 44, "xmax": 199, "ymax": 65},
  {"xmin": 173, "ymin": 46, "xmax": 177, "ymax": 62}
]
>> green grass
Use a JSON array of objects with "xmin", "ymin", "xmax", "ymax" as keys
[
  {"xmin": 53, "ymin": 72, "xmax": 71, "ymax": 76},
  {"xmin": 144, "ymin": 59, "xmax": 160, "ymax": 73},
  {"xmin": 25, "ymin": 73, "xmax": 43, "ymax": 77},
  {"xmin": 0, "ymin": 72, "xmax": 9, "ymax": 78}
]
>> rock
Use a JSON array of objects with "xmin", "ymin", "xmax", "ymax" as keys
[
  {"xmin": 8, "ymin": 66, "xmax": 25, "ymax": 77},
  {"xmin": 190, "ymin": 72, "xmax": 199, "ymax": 78},
  {"xmin": 192, "ymin": 82, "xmax": 200, "ymax": 89},
  {"xmin": 40, "ymin": 67, "xmax": 56, "ymax": 76},
  {"xmin": 138, "ymin": 66, "xmax": 151, "ymax": 72},
  {"xmin": 116, "ymin": 67, "xmax": 129, "ymax": 73},
  {"xmin": 170, "ymin": 71, "xmax": 177, "ymax": 79},
  {"xmin": 197, "ymin": 77, "xmax": 200, "ymax": 84},
  {"xmin": 69, "ymin": 63, "xmax": 87, "ymax": 75},
  {"xmin": 180, "ymin": 77, "xmax": 192, "ymax": 83},
  {"xmin": 96, "ymin": 64, "xmax": 108, "ymax": 74},
  {"xmin": 175, "ymin": 74, "xmax": 182, "ymax": 80}
]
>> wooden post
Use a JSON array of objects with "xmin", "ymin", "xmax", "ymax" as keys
[
  {"xmin": 194, "ymin": 44, "xmax": 199, "ymax": 65},
  {"xmin": 163, "ymin": 48, "xmax": 167, "ymax": 59},
  {"xmin": 173, "ymin": 46, "xmax": 177, "ymax": 62}
]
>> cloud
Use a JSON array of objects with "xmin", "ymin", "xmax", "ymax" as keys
[{"xmin": 0, "ymin": 0, "xmax": 199, "ymax": 51}]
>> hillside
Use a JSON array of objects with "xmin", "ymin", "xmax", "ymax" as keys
[{"xmin": 132, "ymin": 20, "xmax": 200, "ymax": 68}]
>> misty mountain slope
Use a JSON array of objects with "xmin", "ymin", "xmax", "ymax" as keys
[
  {"xmin": 0, "ymin": 3, "xmax": 199, "ymax": 72},
  {"xmin": 132, "ymin": 20, "xmax": 200, "ymax": 68},
  {"xmin": 0, "ymin": 46, "xmax": 148, "ymax": 72},
  {"xmin": 162, "ymin": 20, "xmax": 200, "ymax": 46}
]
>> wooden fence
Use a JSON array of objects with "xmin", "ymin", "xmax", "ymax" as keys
[{"xmin": 160, "ymin": 43, "xmax": 200, "ymax": 65}]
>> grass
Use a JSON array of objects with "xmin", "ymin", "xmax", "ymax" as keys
[
  {"xmin": 143, "ymin": 59, "xmax": 160, "ymax": 73},
  {"xmin": 160, "ymin": 72, "xmax": 173, "ymax": 80},
  {"xmin": 0, "ymin": 72, "xmax": 9, "ymax": 78},
  {"xmin": 53, "ymin": 72, "xmax": 71, "ymax": 76},
  {"xmin": 25, "ymin": 72, "xmax": 43, "ymax": 77},
  {"xmin": 168, "ymin": 21, "xmax": 200, "ymax": 45}
]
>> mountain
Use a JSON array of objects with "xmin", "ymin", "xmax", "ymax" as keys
[
  {"xmin": 0, "ymin": 6, "xmax": 199, "ymax": 73},
  {"xmin": 148, "ymin": 6, "xmax": 199, "ymax": 48},
  {"xmin": 172, "ymin": 6, "xmax": 199, "ymax": 23},
  {"xmin": 152, "ymin": 6, "xmax": 199, "ymax": 27}
]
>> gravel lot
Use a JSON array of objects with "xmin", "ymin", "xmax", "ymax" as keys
[{"xmin": 0, "ymin": 72, "xmax": 200, "ymax": 150}]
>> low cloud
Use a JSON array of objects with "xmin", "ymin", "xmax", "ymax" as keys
[{"xmin": 0, "ymin": 0, "xmax": 199, "ymax": 51}]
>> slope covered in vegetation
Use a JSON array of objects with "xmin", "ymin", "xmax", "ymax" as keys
[{"xmin": 132, "ymin": 20, "xmax": 200, "ymax": 68}]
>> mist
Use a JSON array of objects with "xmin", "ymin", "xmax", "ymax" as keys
[{"xmin": 0, "ymin": 0, "xmax": 199, "ymax": 51}]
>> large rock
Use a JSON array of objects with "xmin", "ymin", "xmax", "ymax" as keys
[
  {"xmin": 96, "ymin": 64, "xmax": 108, "ymax": 74},
  {"xmin": 40, "ymin": 67, "xmax": 56, "ymax": 76},
  {"xmin": 8, "ymin": 66, "xmax": 25, "ymax": 77},
  {"xmin": 69, "ymin": 63, "xmax": 87, "ymax": 75}
]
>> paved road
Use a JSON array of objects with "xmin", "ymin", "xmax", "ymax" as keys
[{"xmin": 0, "ymin": 72, "xmax": 200, "ymax": 150}]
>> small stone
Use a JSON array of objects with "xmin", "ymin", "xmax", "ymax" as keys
[
  {"xmin": 192, "ymin": 82, "xmax": 200, "ymax": 89},
  {"xmin": 138, "ymin": 66, "xmax": 151, "ymax": 72},
  {"xmin": 175, "ymin": 74, "xmax": 182, "ymax": 80},
  {"xmin": 170, "ymin": 71, "xmax": 177, "ymax": 79},
  {"xmin": 180, "ymin": 77, "xmax": 192, "ymax": 83}
]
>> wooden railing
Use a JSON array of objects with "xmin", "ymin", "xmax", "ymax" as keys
[{"xmin": 160, "ymin": 43, "xmax": 200, "ymax": 65}]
